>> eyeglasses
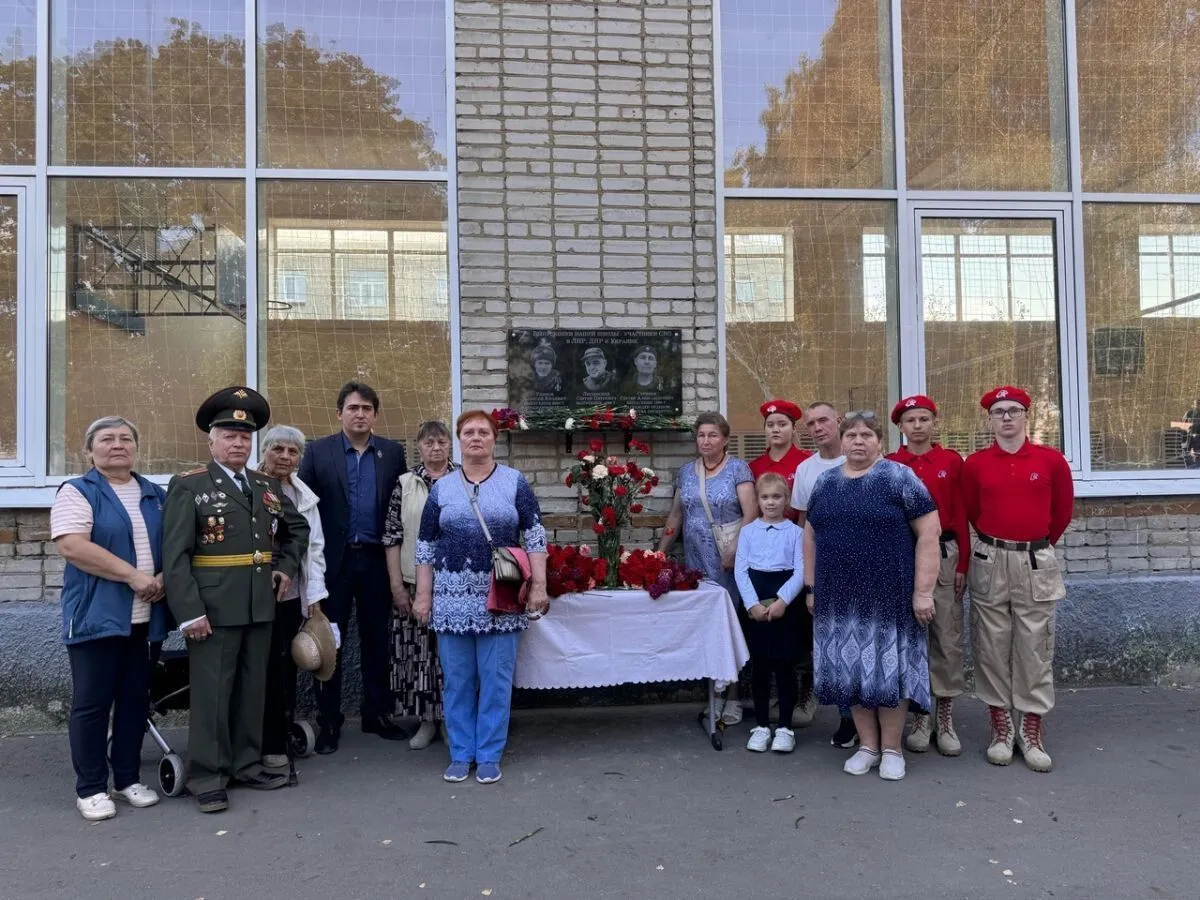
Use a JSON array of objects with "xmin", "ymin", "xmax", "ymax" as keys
[
  {"xmin": 988, "ymin": 408, "xmax": 1027, "ymax": 420},
  {"xmin": 844, "ymin": 410, "xmax": 878, "ymax": 420}
]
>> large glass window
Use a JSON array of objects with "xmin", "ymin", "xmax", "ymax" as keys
[
  {"xmin": 0, "ymin": 196, "xmax": 17, "ymax": 458},
  {"xmin": 50, "ymin": 0, "xmax": 246, "ymax": 166},
  {"xmin": 259, "ymin": 181, "xmax": 451, "ymax": 445},
  {"xmin": 920, "ymin": 217, "xmax": 1063, "ymax": 453},
  {"xmin": 1077, "ymin": 2, "xmax": 1200, "ymax": 193},
  {"xmin": 0, "ymin": 0, "xmax": 36, "ymax": 164},
  {"xmin": 721, "ymin": 0, "xmax": 894, "ymax": 189},
  {"xmin": 902, "ymin": 0, "xmax": 1068, "ymax": 190},
  {"xmin": 724, "ymin": 200, "xmax": 898, "ymax": 436},
  {"xmin": 259, "ymin": 0, "xmax": 447, "ymax": 170},
  {"xmin": 48, "ymin": 179, "xmax": 246, "ymax": 475},
  {"xmin": 1084, "ymin": 203, "xmax": 1200, "ymax": 471}
]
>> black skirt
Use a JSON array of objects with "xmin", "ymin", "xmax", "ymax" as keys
[{"xmin": 745, "ymin": 568, "xmax": 806, "ymax": 664}]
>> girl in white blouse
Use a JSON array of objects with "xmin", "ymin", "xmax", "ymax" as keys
[{"xmin": 734, "ymin": 473, "xmax": 806, "ymax": 754}]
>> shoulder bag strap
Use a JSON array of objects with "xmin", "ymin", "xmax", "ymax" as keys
[
  {"xmin": 460, "ymin": 471, "xmax": 496, "ymax": 547},
  {"xmin": 695, "ymin": 459, "xmax": 718, "ymax": 528}
]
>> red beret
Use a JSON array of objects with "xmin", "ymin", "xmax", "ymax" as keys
[
  {"xmin": 891, "ymin": 394, "xmax": 938, "ymax": 424},
  {"xmin": 760, "ymin": 399, "xmax": 803, "ymax": 422},
  {"xmin": 980, "ymin": 385, "xmax": 1031, "ymax": 410}
]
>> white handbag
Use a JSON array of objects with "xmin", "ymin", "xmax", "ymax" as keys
[{"xmin": 696, "ymin": 460, "xmax": 742, "ymax": 559}]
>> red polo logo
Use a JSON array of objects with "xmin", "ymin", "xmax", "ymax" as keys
[{"xmin": 1030, "ymin": 472, "xmax": 1039, "ymax": 481}]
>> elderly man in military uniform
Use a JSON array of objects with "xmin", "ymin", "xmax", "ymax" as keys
[{"xmin": 163, "ymin": 387, "xmax": 309, "ymax": 813}]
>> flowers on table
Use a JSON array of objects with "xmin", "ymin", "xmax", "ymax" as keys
[
  {"xmin": 544, "ymin": 544, "xmax": 702, "ymax": 598},
  {"xmin": 618, "ymin": 548, "xmax": 702, "ymax": 599}
]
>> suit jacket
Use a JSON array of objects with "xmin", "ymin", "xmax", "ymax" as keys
[
  {"xmin": 298, "ymin": 432, "xmax": 407, "ymax": 583},
  {"xmin": 163, "ymin": 461, "xmax": 310, "ymax": 627}
]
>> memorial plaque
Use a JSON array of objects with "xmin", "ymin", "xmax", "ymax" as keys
[{"xmin": 508, "ymin": 329, "xmax": 683, "ymax": 418}]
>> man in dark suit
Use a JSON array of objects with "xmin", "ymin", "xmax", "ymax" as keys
[
  {"xmin": 299, "ymin": 381, "xmax": 408, "ymax": 752},
  {"xmin": 163, "ymin": 386, "xmax": 309, "ymax": 813}
]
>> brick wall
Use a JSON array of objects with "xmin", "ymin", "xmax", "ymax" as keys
[{"xmin": 0, "ymin": 512, "xmax": 63, "ymax": 602}]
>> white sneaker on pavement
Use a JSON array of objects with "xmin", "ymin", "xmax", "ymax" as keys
[
  {"xmin": 77, "ymin": 792, "xmax": 116, "ymax": 821},
  {"xmin": 879, "ymin": 750, "xmax": 906, "ymax": 781},
  {"xmin": 843, "ymin": 747, "xmax": 882, "ymax": 776},
  {"xmin": 110, "ymin": 783, "xmax": 160, "ymax": 808},
  {"xmin": 409, "ymin": 721, "xmax": 438, "ymax": 750},
  {"xmin": 770, "ymin": 727, "xmax": 796, "ymax": 753},
  {"xmin": 746, "ymin": 726, "xmax": 771, "ymax": 752}
]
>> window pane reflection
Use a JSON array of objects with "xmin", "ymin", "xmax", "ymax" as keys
[
  {"xmin": 50, "ymin": 0, "xmax": 246, "ymax": 166},
  {"xmin": 1084, "ymin": 203, "xmax": 1200, "ymax": 471},
  {"xmin": 259, "ymin": 0, "xmax": 447, "ymax": 170},
  {"xmin": 721, "ymin": 0, "xmax": 894, "ymax": 189},
  {"xmin": 49, "ymin": 180, "xmax": 247, "ymax": 475},
  {"xmin": 725, "ymin": 200, "xmax": 899, "ymax": 439},
  {"xmin": 0, "ymin": 0, "xmax": 36, "ymax": 164},
  {"xmin": 1078, "ymin": 2, "xmax": 1200, "ymax": 193},
  {"xmin": 902, "ymin": 0, "xmax": 1068, "ymax": 190},
  {"xmin": 921, "ymin": 218, "xmax": 1062, "ymax": 454},
  {"xmin": 0, "ymin": 197, "xmax": 17, "ymax": 457},
  {"xmin": 259, "ymin": 181, "xmax": 451, "ymax": 445}
]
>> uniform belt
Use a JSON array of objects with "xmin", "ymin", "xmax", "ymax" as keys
[
  {"xmin": 192, "ymin": 551, "xmax": 273, "ymax": 568},
  {"xmin": 939, "ymin": 531, "xmax": 957, "ymax": 543},
  {"xmin": 977, "ymin": 533, "xmax": 1050, "ymax": 552}
]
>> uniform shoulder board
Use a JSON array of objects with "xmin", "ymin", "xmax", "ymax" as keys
[{"xmin": 178, "ymin": 466, "xmax": 207, "ymax": 477}]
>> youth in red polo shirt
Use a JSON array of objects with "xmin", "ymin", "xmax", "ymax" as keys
[
  {"xmin": 748, "ymin": 444, "xmax": 811, "ymax": 489},
  {"xmin": 961, "ymin": 440, "xmax": 1074, "ymax": 544},
  {"xmin": 886, "ymin": 443, "xmax": 970, "ymax": 575},
  {"xmin": 748, "ymin": 399, "xmax": 812, "ymax": 523}
]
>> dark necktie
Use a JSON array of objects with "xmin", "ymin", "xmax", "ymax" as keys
[{"xmin": 234, "ymin": 471, "xmax": 254, "ymax": 506}]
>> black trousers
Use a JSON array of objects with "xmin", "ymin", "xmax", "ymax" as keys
[
  {"xmin": 315, "ymin": 546, "xmax": 392, "ymax": 725},
  {"xmin": 67, "ymin": 623, "xmax": 151, "ymax": 797},
  {"xmin": 262, "ymin": 596, "xmax": 303, "ymax": 756}
]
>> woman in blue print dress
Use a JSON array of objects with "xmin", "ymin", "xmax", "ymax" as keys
[
  {"xmin": 414, "ymin": 410, "xmax": 548, "ymax": 786},
  {"xmin": 802, "ymin": 411, "xmax": 941, "ymax": 782},
  {"xmin": 659, "ymin": 412, "xmax": 758, "ymax": 724}
]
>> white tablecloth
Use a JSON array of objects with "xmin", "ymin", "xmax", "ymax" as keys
[{"xmin": 513, "ymin": 580, "xmax": 750, "ymax": 690}]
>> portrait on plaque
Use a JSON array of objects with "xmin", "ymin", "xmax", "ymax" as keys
[{"xmin": 508, "ymin": 328, "xmax": 683, "ymax": 419}]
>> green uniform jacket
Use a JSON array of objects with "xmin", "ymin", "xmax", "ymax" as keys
[{"xmin": 163, "ymin": 461, "xmax": 310, "ymax": 627}]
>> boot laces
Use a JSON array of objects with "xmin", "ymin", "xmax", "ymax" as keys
[
  {"xmin": 937, "ymin": 699, "xmax": 954, "ymax": 733},
  {"xmin": 989, "ymin": 706, "xmax": 1012, "ymax": 741},
  {"xmin": 1021, "ymin": 713, "xmax": 1044, "ymax": 749}
]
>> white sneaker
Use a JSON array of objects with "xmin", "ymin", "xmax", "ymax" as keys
[
  {"xmin": 110, "ymin": 783, "xmax": 160, "ymax": 808},
  {"xmin": 879, "ymin": 750, "xmax": 906, "ymax": 781},
  {"xmin": 770, "ymin": 727, "xmax": 796, "ymax": 753},
  {"xmin": 842, "ymin": 747, "xmax": 882, "ymax": 776},
  {"xmin": 720, "ymin": 700, "xmax": 743, "ymax": 726},
  {"xmin": 746, "ymin": 726, "xmax": 771, "ymax": 752},
  {"xmin": 77, "ymin": 792, "xmax": 116, "ymax": 821},
  {"xmin": 409, "ymin": 721, "xmax": 438, "ymax": 750}
]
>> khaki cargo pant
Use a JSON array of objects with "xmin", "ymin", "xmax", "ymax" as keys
[
  {"xmin": 968, "ymin": 540, "xmax": 1065, "ymax": 717},
  {"xmin": 929, "ymin": 540, "xmax": 965, "ymax": 698}
]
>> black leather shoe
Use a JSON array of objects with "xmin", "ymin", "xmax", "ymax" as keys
[
  {"xmin": 196, "ymin": 789, "xmax": 228, "ymax": 813},
  {"xmin": 361, "ymin": 714, "xmax": 410, "ymax": 741},
  {"xmin": 315, "ymin": 725, "xmax": 340, "ymax": 755},
  {"xmin": 229, "ymin": 771, "xmax": 288, "ymax": 791}
]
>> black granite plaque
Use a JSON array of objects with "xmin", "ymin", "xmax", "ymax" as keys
[{"xmin": 508, "ymin": 329, "xmax": 683, "ymax": 417}]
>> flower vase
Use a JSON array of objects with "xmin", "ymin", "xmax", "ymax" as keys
[{"xmin": 597, "ymin": 528, "xmax": 622, "ymax": 588}]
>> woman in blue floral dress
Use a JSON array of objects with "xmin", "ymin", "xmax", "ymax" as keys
[
  {"xmin": 660, "ymin": 412, "xmax": 758, "ymax": 723},
  {"xmin": 803, "ymin": 412, "xmax": 941, "ymax": 781},
  {"xmin": 414, "ymin": 411, "xmax": 548, "ymax": 786}
]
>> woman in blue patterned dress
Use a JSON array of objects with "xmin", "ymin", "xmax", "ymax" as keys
[
  {"xmin": 802, "ymin": 411, "xmax": 941, "ymax": 782},
  {"xmin": 659, "ymin": 411, "xmax": 758, "ymax": 724},
  {"xmin": 414, "ymin": 410, "xmax": 548, "ymax": 785}
]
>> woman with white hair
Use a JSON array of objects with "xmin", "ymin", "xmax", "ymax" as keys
[
  {"xmin": 52, "ymin": 416, "xmax": 170, "ymax": 821},
  {"xmin": 257, "ymin": 425, "xmax": 330, "ymax": 769}
]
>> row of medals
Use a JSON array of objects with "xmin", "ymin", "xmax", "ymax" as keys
[{"xmin": 201, "ymin": 516, "xmax": 226, "ymax": 544}]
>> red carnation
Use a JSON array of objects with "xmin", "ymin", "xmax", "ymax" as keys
[
  {"xmin": 602, "ymin": 507, "xmax": 617, "ymax": 527},
  {"xmin": 593, "ymin": 559, "xmax": 608, "ymax": 582},
  {"xmin": 564, "ymin": 472, "xmax": 574, "ymax": 487},
  {"xmin": 592, "ymin": 522, "xmax": 605, "ymax": 535},
  {"xmin": 640, "ymin": 482, "xmax": 653, "ymax": 495},
  {"xmin": 589, "ymin": 438, "xmax": 604, "ymax": 454},
  {"xmin": 614, "ymin": 485, "xmax": 629, "ymax": 497},
  {"xmin": 609, "ymin": 464, "xmax": 626, "ymax": 477},
  {"xmin": 630, "ymin": 502, "xmax": 643, "ymax": 513}
]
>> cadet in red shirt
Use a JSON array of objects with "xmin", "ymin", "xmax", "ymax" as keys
[
  {"xmin": 747, "ymin": 400, "xmax": 812, "ymax": 520},
  {"xmin": 962, "ymin": 386, "xmax": 1074, "ymax": 774},
  {"xmin": 886, "ymin": 395, "xmax": 968, "ymax": 758},
  {"xmin": 746, "ymin": 399, "xmax": 816, "ymax": 724}
]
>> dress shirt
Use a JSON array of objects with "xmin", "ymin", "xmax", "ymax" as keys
[
  {"xmin": 343, "ymin": 433, "xmax": 380, "ymax": 544},
  {"xmin": 733, "ymin": 517, "xmax": 806, "ymax": 609}
]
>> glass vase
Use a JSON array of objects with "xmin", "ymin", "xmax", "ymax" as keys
[{"xmin": 597, "ymin": 527, "xmax": 622, "ymax": 588}]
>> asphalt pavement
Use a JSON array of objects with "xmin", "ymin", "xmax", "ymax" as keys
[{"xmin": 1, "ymin": 685, "xmax": 1196, "ymax": 900}]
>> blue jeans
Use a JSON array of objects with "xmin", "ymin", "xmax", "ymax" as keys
[{"xmin": 438, "ymin": 631, "xmax": 521, "ymax": 764}]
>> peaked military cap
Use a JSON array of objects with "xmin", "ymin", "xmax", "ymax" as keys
[{"xmin": 195, "ymin": 386, "xmax": 271, "ymax": 433}]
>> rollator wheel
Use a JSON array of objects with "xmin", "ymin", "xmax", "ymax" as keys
[
  {"xmin": 289, "ymin": 720, "xmax": 316, "ymax": 758},
  {"xmin": 158, "ymin": 753, "xmax": 186, "ymax": 798}
]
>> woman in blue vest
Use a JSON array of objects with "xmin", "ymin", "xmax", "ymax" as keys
[{"xmin": 51, "ymin": 417, "xmax": 171, "ymax": 821}]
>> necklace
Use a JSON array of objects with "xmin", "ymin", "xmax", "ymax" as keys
[{"xmin": 703, "ymin": 453, "xmax": 726, "ymax": 474}]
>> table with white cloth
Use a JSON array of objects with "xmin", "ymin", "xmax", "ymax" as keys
[{"xmin": 513, "ymin": 580, "xmax": 750, "ymax": 749}]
